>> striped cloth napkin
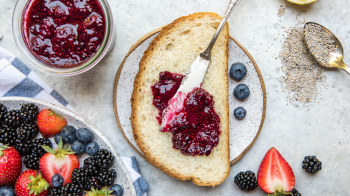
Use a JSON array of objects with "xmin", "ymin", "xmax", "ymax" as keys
[{"xmin": 0, "ymin": 46, "xmax": 149, "ymax": 196}]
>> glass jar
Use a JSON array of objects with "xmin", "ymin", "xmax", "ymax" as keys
[{"xmin": 12, "ymin": 0, "xmax": 116, "ymax": 76}]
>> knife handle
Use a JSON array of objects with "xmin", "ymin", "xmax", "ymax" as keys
[{"xmin": 201, "ymin": 0, "xmax": 242, "ymax": 60}]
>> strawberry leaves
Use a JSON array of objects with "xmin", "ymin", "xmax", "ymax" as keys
[
  {"xmin": 86, "ymin": 187, "xmax": 114, "ymax": 196},
  {"xmin": 48, "ymin": 109, "xmax": 64, "ymax": 120},
  {"xmin": 267, "ymin": 190, "xmax": 292, "ymax": 196},
  {"xmin": 0, "ymin": 144, "xmax": 10, "ymax": 157},
  {"xmin": 41, "ymin": 145, "xmax": 56, "ymax": 154},
  {"xmin": 41, "ymin": 137, "xmax": 75, "ymax": 158},
  {"xmin": 27, "ymin": 171, "xmax": 50, "ymax": 196}
]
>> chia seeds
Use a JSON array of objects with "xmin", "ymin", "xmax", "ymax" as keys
[
  {"xmin": 278, "ymin": 21, "xmax": 326, "ymax": 105},
  {"xmin": 277, "ymin": 5, "xmax": 287, "ymax": 17},
  {"xmin": 304, "ymin": 23, "xmax": 337, "ymax": 66}
]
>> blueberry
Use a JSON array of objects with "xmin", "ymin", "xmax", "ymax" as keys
[
  {"xmin": 54, "ymin": 133, "xmax": 65, "ymax": 145},
  {"xmin": 234, "ymin": 84, "xmax": 250, "ymax": 100},
  {"xmin": 71, "ymin": 140, "xmax": 86, "ymax": 155},
  {"xmin": 234, "ymin": 107, "xmax": 246, "ymax": 120},
  {"xmin": 61, "ymin": 125, "xmax": 77, "ymax": 144},
  {"xmin": 51, "ymin": 174, "xmax": 63, "ymax": 188},
  {"xmin": 230, "ymin": 62, "xmax": 247, "ymax": 81},
  {"xmin": 0, "ymin": 186, "xmax": 15, "ymax": 196},
  {"xmin": 110, "ymin": 184, "xmax": 123, "ymax": 196},
  {"xmin": 85, "ymin": 141, "xmax": 100, "ymax": 156},
  {"xmin": 76, "ymin": 128, "xmax": 93, "ymax": 142}
]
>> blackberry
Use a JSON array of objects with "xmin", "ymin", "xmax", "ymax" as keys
[
  {"xmin": 94, "ymin": 149, "xmax": 114, "ymax": 169},
  {"xmin": 20, "ymin": 103, "xmax": 38, "ymax": 122},
  {"xmin": 32, "ymin": 138, "xmax": 52, "ymax": 156},
  {"xmin": 23, "ymin": 153, "xmax": 41, "ymax": 170},
  {"xmin": 234, "ymin": 171, "xmax": 258, "ymax": 191},
  {"xmin": 97, "ymin": 169, "xmax": 116, "ymax": 186},
  {"xmin": 47, "ymin": 187, "xmax": 59, "ymax": 196},
  {"xmin": 48, "ymin": 183, "xmax": 82, "ymax": 196},
  {"xmin": 18, "ymin": 121, "xmax": 39, "ymax": 141},
  {"xmin": 83, "ymin": 149, "xmax": 114, "ymax": 175},
  {"xmin": 3, "ymin": 110, "xmax": 22, "ymax": 127},
  {"xmin": 302, "ymin": 155, "xmax": 322, "ymax": 174},
  {"xmin": 23, "ymin": 138, "xmax": 52, "ymax": 169},
  {"xmin": 83, "ymin": 157, "xmax": 100, "ymax": 176},
  {"xmin": 83, "ymin": 176, "xmax": 101, "ymax": 191},
  {"xmin": 0, "ymin": 103, "xmax": 7, "ymax": 123},
  {"xmin": 0, "ymin": 127, "xmax": 17, "ymax": 145},
  {"xmin": 292, "ymin": 188, "xmax": 302, "ymax": 196},
  {"xmin": 71, "ymin": 168, "xmax": 90, "ymax": 184},
  {"xmin": 14, "ymin": 139, "xmax": 32, "ymax": 155}
]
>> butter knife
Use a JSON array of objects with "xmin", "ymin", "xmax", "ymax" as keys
[{"xmin": 160, "ymin": 0, "xmax": 242, "ymax": 131}]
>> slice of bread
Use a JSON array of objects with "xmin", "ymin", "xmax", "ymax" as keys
[{"xmin": 131, "ymin": 12, "xmax": 230, "ymax": 186}]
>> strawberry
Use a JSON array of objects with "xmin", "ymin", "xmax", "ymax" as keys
[
  {"xmin": 84, "ymin": 187, "xmax": 114, "ymax": 196},
  {"xmin": 0, "ymin": 145, "xmax": 22, "ymax": 186},
  {"xmin": 257, "ymin": 147, "xmax": 295, "ymax": 195},
  {"xmin": 15, "ymin": 170, "xmax": 49, "ymax": 196},
  {"xmin": 37, "ymin": 109, "xmax": 67, "ymax": 138},
  {"xmin": 39, "ymin": 138, "xmax": 79, "ymax": 186}
]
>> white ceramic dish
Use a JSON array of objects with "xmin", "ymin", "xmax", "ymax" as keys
[
  {"xmin": 113, "ymin": 27, "xmax": 266, "ymax": 165},
  {"xmin": 0, "ymin": 97, "xmax": 136, "ymax": 196}
]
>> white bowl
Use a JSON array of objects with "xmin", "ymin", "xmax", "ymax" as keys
[{"xmin": 0, "ymin": 97, "xmax": 136, "ymax": 196}]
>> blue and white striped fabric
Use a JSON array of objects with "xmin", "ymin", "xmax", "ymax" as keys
[
  {"xmin": 0, "ymin": 46, "xmax": 149, "ymax": 196},
  {"xmin": 0, "ymin": 47, "xmax": 78, "ymax": 113},
  {"xmin": 120, "ymin": 156, "xmax": 149, "ymax": 196}
]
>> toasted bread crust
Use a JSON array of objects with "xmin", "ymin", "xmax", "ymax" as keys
[{"xmin": 131, "ymin": 12, "xmax": 230, "ymax": 186}]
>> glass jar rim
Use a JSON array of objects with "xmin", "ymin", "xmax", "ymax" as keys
[{"xmin": 12, "ymin": 0, "xmax": 114, "ymax": 76}]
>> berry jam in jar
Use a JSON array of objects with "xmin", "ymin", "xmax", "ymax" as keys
[
  {"xmin": 23, "ymin": 0, "xmax": 106, "ymax": 68},
  {"xmin": 151, "ymin": 71, "xmax": 221, "ymax": 156}
]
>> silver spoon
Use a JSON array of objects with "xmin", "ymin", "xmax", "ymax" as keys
[
  {"xmin": 304, "ymin": 22, "xmax": 350, "ymax": 75},
  {"xmin": 160, "ymin": 0, "xmax": 242, "ymax": 131}
]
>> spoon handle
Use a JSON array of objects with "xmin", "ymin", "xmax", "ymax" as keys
[
  {"xmin": 339, "ymin": 61, "xmax": 350, "ymax": 75},
  {"xmin": 201, "ymin": 0, "xmax": 241, "ymax": 60}
]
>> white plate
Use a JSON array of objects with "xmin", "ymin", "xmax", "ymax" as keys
[
  {"xmin": 0, "ymin": 97, "xmax": 136, "ymax": 196},
  {"xmin": 113, "ymin": 28, "xmax": 266, "ymax": 164}
]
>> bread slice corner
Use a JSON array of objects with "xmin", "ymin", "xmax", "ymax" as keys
[{"xmin": 131, "ymin": 12, "xmax": 230, "ymax": 187}]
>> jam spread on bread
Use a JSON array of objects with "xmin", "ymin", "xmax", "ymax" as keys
[
  {"xmin": 152, "ymin": 71, "xmax": 221, "ymax": 156},
  {"xmin": 24, "ymin": 0, "xmax": 106, "ymax": 68},
  {"xmin": 151, "ymin": 71, "xmax": 184, "ymax": 124}
]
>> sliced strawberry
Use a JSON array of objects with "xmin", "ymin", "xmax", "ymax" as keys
[
  {"xmin": 257, "ymin": 147, "xmax": 295, "ymax": 195},
  {"xmin": 39, "ymin": 138, "xmax": 79, "ymax": 186}
]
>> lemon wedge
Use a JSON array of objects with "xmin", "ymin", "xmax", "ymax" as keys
[{"xmin": 287, "ymin": 0, "xmax": 317, "ymax": 5}]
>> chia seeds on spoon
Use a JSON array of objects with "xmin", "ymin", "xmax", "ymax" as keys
[{"xmin": 304, "ymin": 23, "xmax": 338, "ymax": 66}]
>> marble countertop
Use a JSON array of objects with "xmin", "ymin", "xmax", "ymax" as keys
[{"xmin": 1, "ymin": 0, "xmax": 350, "ymax": 195}]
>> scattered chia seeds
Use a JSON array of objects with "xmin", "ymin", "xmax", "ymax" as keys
[
  {"xmin": 278, "ymin": 21, "xmax": 326, "ymax": 105},
  {"xmin": 304, "ymin": 23, "xmax": 337, "ymax": 66},
  {"xmin": 277, "ymin": 5, "xmax": 287, "ymax": 17}
]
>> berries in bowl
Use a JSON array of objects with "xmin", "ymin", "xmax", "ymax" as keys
[
  {"xmin": 0, "ymin": 98, "xmax": 136, "ymax": 195},
  {"xmin": 13, "ymin": 0, "xmax": 116, "ymax": 76}
]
